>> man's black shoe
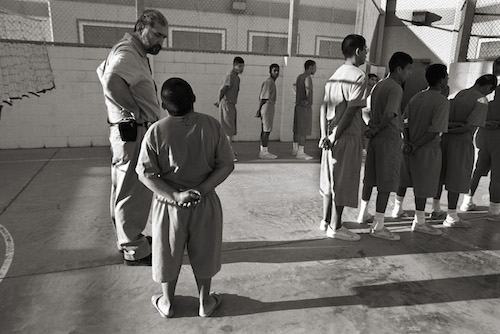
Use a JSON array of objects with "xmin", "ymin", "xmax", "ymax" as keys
[
  {"xmin": 119, "ymin": 235, "xmax": 152, "ymax": 253},
  {"xmin": 124, "ymin": 254, "xmax": 152, "ymax": 266}
]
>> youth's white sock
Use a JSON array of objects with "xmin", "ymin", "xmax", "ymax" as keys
[
  {"xmin": 447, "ymin": 209, "xmax": 459, "ymax": 222},
  {"xmin": 489, "ymin": 202, "xmax": 500, "ymax": 215},
  {"xmin": 415, "ymin": 210, "xmax": 426, "ymax": 225},
  {"xmin": 373, "ymin": 212, "xmax": 385, "ymax": 231},
  {"xmin": 432, "ymin": 199, "xmax": 441, "ymax": 212}
]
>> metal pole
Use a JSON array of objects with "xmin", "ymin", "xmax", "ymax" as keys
[
  {"xmin": 457, "ymin": 0, "xmax": 476, "ymax": 62},
  {"xmin": 287, "ymin": 0, "xmax": 300, "ymax": 56},
  {"xmin": 136, "ymin": 0, "xmax": 145, "ymax": 19}
]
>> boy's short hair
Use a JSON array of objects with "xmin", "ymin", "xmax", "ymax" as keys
[
  {"xmin": 269, "ymin": 63, "xmax": 280, "ymax": 73},
  {"xmin": 304, "ymin": 60, "xmax": 316, "ymax": 70},
  {"xmin": 233, "ymin": 57, "xmax": 245, "ymax": 65},
  {"xmin": 161, "ymin": 78, "xmax": 195, "ymax": 116},
  {"xmin": 368, "ymin": 73, "xmax": 378, "ymax": 80},
  {"xmin": 475, "ymin": 74, "xmax": 498, "ymax": 88},
  {"xmin": 341, "ymin": 34, "xmax": 366, "ymax": 58},
  {"xmin": 389, "ymin": 52, "xmax": 413, "ymax": 73},
  {"xmin": 134, "ymin": 9, "xmax": 167, "ymax": 31},
  {"xmin": 425, "ymin": 64, "xmax": 448, "ymax": 87}
]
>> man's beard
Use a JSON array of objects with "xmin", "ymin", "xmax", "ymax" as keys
[{"xmin": 148, "ymin": 44, "xmax": 162, "ymax": 55}]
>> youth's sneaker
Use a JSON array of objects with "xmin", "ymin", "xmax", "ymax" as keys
[
  {"xmin": 430, "ymin": 210, "xmax": 447, "ymax": 220},
  {"xmin": 391, "ymin": 208, "xmax": 409, "ymax": 218},
  {"xmin": 319, "ymin": 220, "xmax": 329, "ymax": 231},
  {"xmin": 296, "ymin": 151, "xmax": 313, "ymax": 160},
  {"xmin": 292, "ymin": 149, "xmax": 298, "ymax": 156},
  {"xmin": 459, "ymin": 202, "xmax": 476, "ymax": 212},
  {"xmin": 356, "ymin": 212, "xmax": 374, "ymax": 224},
  {"xmin": 411, "ymin": 222, "xmax": 442, "ymax": 235},
  {"xmin": 487, "ymin": 214, "xmax": 500, "ymax": 222},
  {"xmin": 370, "ymin": 227, "xmax": 401, "ymax": 241},
  {"xmin": 259, "ymin": 151, "xmax": 278, "ymax": 159},
  {"xmin": 443, "ymin": 217, "xmax": 472, "ymax": 228},
  {"xmin": 326, "ymin": 225, "xmax": 361, "ymax": 241}
]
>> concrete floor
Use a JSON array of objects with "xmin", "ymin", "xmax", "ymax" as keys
[{"xmin": 0, "ymin": 141, "xmax": 499, "ymax": 334}]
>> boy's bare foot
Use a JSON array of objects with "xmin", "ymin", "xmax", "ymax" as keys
[
  {"xmin": 152, "ymin": 294, "xmax": 174, "ymax": 318},
  {"xmin": 199, "ymin": 293, "xmax": 222, "ymax": 317}
]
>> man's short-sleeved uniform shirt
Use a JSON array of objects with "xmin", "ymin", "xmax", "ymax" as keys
[
  {"xmin": 449, "ymin": 87, "xmax": 488, "ymax": 137},
  {"xmin": 370, "ymin": 77, "xmax": 404, "ymax": 134},
  {"xmin": 405, "ymin": 90, "xmax": 449, "ymax": 142},
  {"xmin": 319, "ymin": 64, "xmax": 366, "ymax": 208},
  {"xmin": 137, "ymin": 112, "xmax": 234, "ymax": 191},
  {"xmin": 221, "ymin": 71, "xmax": 240, "ymax": 104},
  {"xmin": 259, "ymin": 77, "xmax": 277, "ymax": 104},
  {"xmin": 97, "ymin": 33, "xmax": 161, "ymax": 124}
]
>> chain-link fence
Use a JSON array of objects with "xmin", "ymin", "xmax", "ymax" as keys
[
  {"xmin": 0, "ymin": 0, "xmax": 381, "ymax": 58},
  {"xmin": 468, "ymin": 0, "xmax": 500, "ymax": 60}
]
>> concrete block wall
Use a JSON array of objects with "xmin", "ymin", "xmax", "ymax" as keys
[{"xmin": 0, "ymin": 45, "xmax": 345, "ymax": 149}]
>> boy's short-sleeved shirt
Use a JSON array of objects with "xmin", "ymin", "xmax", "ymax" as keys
[
  {"xmin": 323, "ymin": 64, "xmax": 366, "ymax": 135},
  {"xmin": 221, "ymin": 71, "xmax": 240, "ymax": 104},
  {"xmin": 136, "ymin": 112, "xmax": 234, "ymax": 192},
  {"xmin": 259, "ymin": 77, "xmax": 276, "ymax": 105},
  {"xmin": 370, "ymin": 77, "xmax": 404, "ymax": 133},
  {"xmin": 450, "ymin": 88, "xmax": 488, "ymax": 128},
  {"xmin": 404, "ymin": 89, "xmax": 449, "ymax": 142},
  {"xmin": 96, "ymin": 33, "xmax": 161, "ymax": 124}
]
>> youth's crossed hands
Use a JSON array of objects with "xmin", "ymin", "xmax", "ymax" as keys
[{"xmin": 174, "ymin": 189, "xmax": 202, "ymax": 208}]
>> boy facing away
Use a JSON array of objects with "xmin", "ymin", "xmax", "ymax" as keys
[
  {"xmin": 433, "ymin": 74, "xmax": 497, "ymax": 228},
  {"xmin": 357, "ymin": 52, "xmax": 413, "ymax": 241},
  {"xmin": 398, "ymin": 64, "xmax": 450, "ymax": 235},
  {"xmin": 318, "ymin": 34, "xmax": 368, "ymax": 241},
  {"xmin": 136, "ymin": 78, "xmax": 234, "ymax": 318}
]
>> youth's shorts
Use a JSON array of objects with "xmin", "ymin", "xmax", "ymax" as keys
[
  {"xmin": 293, "ymin": 103, "xmax": 312, "ymax": 136},
  {"xmin": 261, "ymin": 102, "xmax": 275, "ymax": 132},
  {"xmin": 399, "ymin": 141, "xmax": 442, "ymax": 198},
  {"xmin": 151, "ymin": 191, "xmax": 223, "ymax": 283},
  {"xmin": 474, "ymin": 129, "xmax": 500, "ymax": 182},
  {"xmin": 320, "ymin": 134, "xmax": 363, "ymax": 208},
  {"xmin": 363, "ymin": 130, "xmax": 402, "ymax": 193},
  {"xmin": 220, "ymin": 100, "xmax": 237, "ymax": 136},
  {"xmin": 440, "ymin": 133, "xmax": 474, "ymax": 193}
]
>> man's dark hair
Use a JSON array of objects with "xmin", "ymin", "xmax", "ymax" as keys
[
  {"xmin": 425, "ymin": 64, "xmax": 447, "ymax": 87},
  {"xmin": 304, "ymin": 60, "xmax": 316, "ymax": 70},
  {"xmin": 161, "ymin": 78, "xmax": 195, "ymax": 116},
  {"xmin": 389, "ymin": 52, "xmax": 413, "ymax": 73},
  {"xmin": 269, "ymin": 63, "xmax": 280, "ymax": 73},
  {"xmin": 341, "ymin": 34, "xmax": 366, "ymax": 58},
  {"xmin": 475, "ymin": 74, "xmax": 498, "ymax": 88},
  {"xmin": 134, "ymin": 9, "xmax": 168, "ymax": 31},
  {"xmin": 233, "ymin": 57, "xmax": 245, "ymax": 65}
]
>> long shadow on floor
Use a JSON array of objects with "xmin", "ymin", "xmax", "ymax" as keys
[
  {"xmin": 217, "ymin": 221, "xmax": 500, "ymax": 265},
  {"xmin": 168, "ymin": 274, "xmax": 500, "ymax": 318}
]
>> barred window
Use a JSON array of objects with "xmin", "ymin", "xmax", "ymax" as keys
[
  {"xmin": 248, "ymin": 31, "xmax": 288, "ymax": 55},
  {"xmin": 169, "ymin": 27, "xmax": 225, "ymax": 51},
  {"xmin": 315, "ymin": 36, "xmax": 343, "ymax": 58},
  {"xmin": 78, "ymin": 20, "xmax": 132, "ymax": 46}
]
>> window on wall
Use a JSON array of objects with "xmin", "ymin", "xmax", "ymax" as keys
[
  {"xmin": 78, "ymin": 20, "xmax": 133, "ymax": 46},
  {"xmin": 169, "ymin": 27, "xmax": 225, "ymax": 51},
  {"xmin": 316, "ymin": 36, "xmax": 343, "ymax": 58},
  {"xmin": 476, "ymin": 38, "xmax": 500, "ymax": 60},
  {"xmin": 248, "ymin": 32, "xmax": 288, "ymax": 55}
]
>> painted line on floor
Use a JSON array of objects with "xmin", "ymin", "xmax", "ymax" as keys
[{"xmin": 0, "ymin": 224, "xmax": 14, "ymax": 284}]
